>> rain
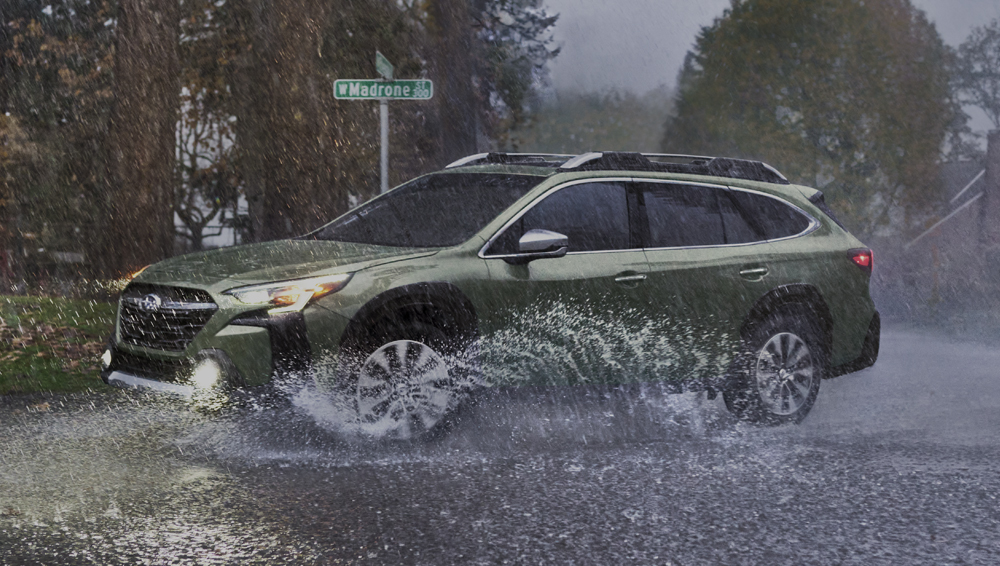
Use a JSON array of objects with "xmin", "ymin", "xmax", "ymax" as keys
[{"xmin": 4, "ymin": 0, "xmax": 1000, "ymax": 563}]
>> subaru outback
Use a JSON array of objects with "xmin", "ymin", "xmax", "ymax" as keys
[{"xmin": 102, "ymin": 152, "xmax": 880, "ymax": 437}]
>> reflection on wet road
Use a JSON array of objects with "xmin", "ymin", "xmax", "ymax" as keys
[{"xmin": 3, "ymin": 325, "xmax": 1000, "ymax": 564}]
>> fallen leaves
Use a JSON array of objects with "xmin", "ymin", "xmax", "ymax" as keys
[{"xmin": 1, "ymin": 304, "xmax": 106, "ymax": 375}]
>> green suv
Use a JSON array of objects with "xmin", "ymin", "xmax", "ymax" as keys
[{"xmin": 102, "ymin": 152, "xmax": 879, "ymax": 436}]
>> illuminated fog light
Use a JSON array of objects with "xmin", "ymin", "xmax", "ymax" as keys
[
  {"xmin": 191, "ymin": 358, "xmax": 222, "ymax": 389},
  {"xmin": 101, "ymin": 348, "xmax": 112, "ymax": 370}
]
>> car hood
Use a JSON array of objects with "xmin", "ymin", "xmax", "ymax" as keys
[{"xmin": 135, "ymin": 239, "xmax": 438, "ymax": 293}]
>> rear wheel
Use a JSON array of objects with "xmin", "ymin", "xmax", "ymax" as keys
[{"xmin": 724, "ymin": 307, "xmax": 826, "ymax": 425}]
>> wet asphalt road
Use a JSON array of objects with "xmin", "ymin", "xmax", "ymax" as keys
[{"xmin": 3, "ymin": 325, "xmax": 1000, "ymax": 565}]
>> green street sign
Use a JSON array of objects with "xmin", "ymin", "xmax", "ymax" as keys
[
  {"xmin": 334, "ymin": 79, "xmax": 433, "ymax": 100},
  {"xmin": 375, "ymin": 51, "xmax": 394, "ymax": 80}
]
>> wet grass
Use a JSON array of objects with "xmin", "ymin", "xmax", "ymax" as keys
[{"xmin": 0, "ymin": 296, "xmax": 116, "ymax": 395}]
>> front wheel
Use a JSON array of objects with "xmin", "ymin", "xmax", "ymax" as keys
[
  {"xmin": 343, "ymin": 319, "xmax": 475, "ymax": 440},
  {"xmin": 724, "ymin": 308, "xmax": 826, "ymax": 425},
  {"xmin": 356, "ymin": 337, "xmax": 459, "ymax": 439}
]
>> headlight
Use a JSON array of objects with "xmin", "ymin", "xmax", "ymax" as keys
[
  {"xmin": 128, "ymin": 265, "xmax": 149, "ymax": 280},
  {"xmin": 225, "ymin": 273, "xmax": 353, "ymax": 314}
]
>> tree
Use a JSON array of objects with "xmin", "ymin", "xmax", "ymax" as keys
[
  {"xmin": 1, "ymin": 0, "xmax": 117, "ymax": 281},
  {"xmin": 472, "ymin": 0, "xmax": 559, "ymax": 146},
  {"xmin": 663, "ymin": 0, "xmax": 955, "ymax": 235},
  {"xmin": 0, "ymin": 115, "xmax": 36, "ymax": 283},
  {"xmin": 509, "ymin": 87, "xmax": 673, "ymax": 153},
  {"xmin": 174, "ymin": 0, "xmax": 240, "ymax": 251},
  {"xmin": 101, "ymin": 0, "xmax": 180, "ymax": 275},
  {"xmin": 956, "ymin": 19, "xmax": 1000, "ymax": 130},
  {"xmin": 225, "ymin": 0, "xmax": 558, "ymax": 242}
]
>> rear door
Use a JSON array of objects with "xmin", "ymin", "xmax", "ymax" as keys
[
  {"xmin": 634, "ymin": 180, "xmax": 777, "ymax": 386},
  {"xmin": 478, "ymin": 179, "xmax": 650, "ymax": 386}
]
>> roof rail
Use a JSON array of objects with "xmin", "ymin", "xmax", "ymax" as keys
[
  {"xmin": 557, "ymin": 152, "xmax": 789, "ymax": 184},
  {"xmin": 445, "ymin": 152, "xmax": 574, "ymax": 168},
  {"xmin": 642, "ymin": 153, "xmax": 715, "ymax": 162},
  {"xmin": 446, "ymin": 153, "xmax": 490, "ymax": 168},
  {"xmin": 559, "ymin": 152, "xmax": 603, "ymax": 169},
  {"xmin": 446, "ymin": 151, "xmax": 789, "ymax": 184}
]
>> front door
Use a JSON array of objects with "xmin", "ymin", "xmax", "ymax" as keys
[{"xmin": 478, "ymin": 180, "xmax": 650, "ymax": 387}]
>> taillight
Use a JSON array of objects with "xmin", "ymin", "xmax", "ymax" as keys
[{"xmin": 849, "ymin": 248, "xmax": 873, "ymax": 274}]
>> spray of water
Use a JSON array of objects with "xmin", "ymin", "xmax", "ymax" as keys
[{"xmin": 290, "ymin": 301, "xmax": 736, "ymax": 442}]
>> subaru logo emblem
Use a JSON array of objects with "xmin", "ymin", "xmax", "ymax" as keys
[{"xmin": 138, "ymin": 293, "xmax": 162, "ymax": 313}]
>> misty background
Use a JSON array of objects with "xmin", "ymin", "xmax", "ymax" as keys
[
  {"xmin": 4, "ymin": 0, "xmax": 1000, "ymax": 328},
  {"xmin": 543, "ymin": 0, "xmax": 1000, "ymax": 132}
]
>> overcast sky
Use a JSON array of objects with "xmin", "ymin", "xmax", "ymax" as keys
[{"xmin": 542, "ymin": 0, "xmax": 1000, "ymax": 134}]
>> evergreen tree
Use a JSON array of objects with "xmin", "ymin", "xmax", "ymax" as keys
[{"xmin": 664, "ymin": 0, "xmax": 955, "ymax": 235}]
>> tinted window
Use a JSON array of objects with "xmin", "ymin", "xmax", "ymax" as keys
[
  {"xmin": 487, "ymin": 182, "xmax": 630, "ymax": 254},
  {"xmin": 311, "ymin": 173, "xmax": 541, "ymax": 248},
  {"xmin": 641, "ymin": 183, "xmax": 726, "ymax": 247},
  {"xmin": 727, "ymin": 190, "xmax": 812, "ymax": 240},
  {"xmin": 719, "ymin": 191, "xmax": 761, "ymax": 244}
]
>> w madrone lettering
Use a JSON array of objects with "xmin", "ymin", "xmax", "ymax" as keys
[
  {"xmin": 334, "ymin": 79, "xmax": 429, "ymax": 99},
  {"xmin": 339, "ymin": 82, "xmax": 411, "ymax": 98}
]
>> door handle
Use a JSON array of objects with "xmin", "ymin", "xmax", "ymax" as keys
[
  {"xmin": 614, "ymin": 274, "xmax": 647, "ymax": 283},
  {"xmin": 739, "ymin": 266, "xmax": 769, "ymax": 279}
]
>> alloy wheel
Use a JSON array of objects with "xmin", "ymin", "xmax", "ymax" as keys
[
  {"xmin": 754, "ymin": 332, "xmax": 816, "ymax": 416},
  {"xmin": 355, "ymin": 339, "xmax": 456, "ymax": 439}
]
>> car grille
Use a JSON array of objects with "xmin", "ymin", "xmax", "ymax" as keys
[{"xmin": 119, "ymin": 283, "xmax": 218, "ymax": 352}]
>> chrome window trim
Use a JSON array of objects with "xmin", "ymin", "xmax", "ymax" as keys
[
  {"xmin": 632, "ymin": 178, "xmax": 819, "ymax": 251},
  {"xmin": 478, "ymin": 177, "xmax": 634, "ymax": 259},
  {"xmin": 478, "ymin": 177, "xmax": 819, "ymax": 259}
]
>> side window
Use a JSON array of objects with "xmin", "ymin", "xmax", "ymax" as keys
[
  {"xmin": 486, "ymin": 182, "xmax": 630, "ymax": 254},
  {"xmin": 719, "ymin": 191, "xmax": 761, "ymax": 244},
  {"xmin": 726, "ymin": 190, "xmax": 813, "ymax": 240},
  {"xmin": 640, "ymin": 183, "xmax": 726, "ymax": 247}
]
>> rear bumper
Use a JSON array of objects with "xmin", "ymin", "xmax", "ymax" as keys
[{"xmin": 830, "ymin": 311, "xmax": 880, "ymax": 377}]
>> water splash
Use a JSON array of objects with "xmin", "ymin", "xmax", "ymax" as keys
[
  {"xmin": 476, "ymin": 300, "xmax": 735, "ymax": 388},
  {"xmin": 293, "ymin": 300, "xmax": 737, "ymax": 441}
]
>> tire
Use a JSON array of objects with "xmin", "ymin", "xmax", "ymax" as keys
[
  {"xmin": 723, "ymin": 306, "xmax": 826, "ymax": 425},
  {"xmin": 342, "ymin": 318, "xmax": 474, "ymax": 440}
]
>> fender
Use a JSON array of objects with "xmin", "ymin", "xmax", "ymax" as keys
[
  {"xmin": 741, "ymin": 283, "xmax": 834, "ymax": 357},
  {"xmin": 339, "ymin": 281, "xmax": 479, "ymax": 355},
  {"xmin": 714, "ymin": 283, "xmax": 834, "ymax": 393}
]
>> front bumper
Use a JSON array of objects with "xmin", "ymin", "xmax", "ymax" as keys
[
  {"xmin": 105, "ymin": 370, "xmax": 196, "ymax": 396},
  {"xmin": 104, "ymin": 304, "xmax": 352, "ymax": 391}
]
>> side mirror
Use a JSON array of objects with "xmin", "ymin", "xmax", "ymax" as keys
[{"xmin": 504, "ymin": 229, "xmax": 569, "ymax": 265}]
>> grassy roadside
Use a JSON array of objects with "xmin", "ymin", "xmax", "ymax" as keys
[{"xmin": 0, "ymin": 296, "xmax": 116, "ymax": 395}]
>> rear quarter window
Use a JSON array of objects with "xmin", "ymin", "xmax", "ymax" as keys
[{"xmin": 727, "ymin": 189, "xmax": 813, "ymax": 240}]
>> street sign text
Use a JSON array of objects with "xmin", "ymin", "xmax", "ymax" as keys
[{"xmin": 334, "ymin": 79, "xmax": 433, "ymax": 100}]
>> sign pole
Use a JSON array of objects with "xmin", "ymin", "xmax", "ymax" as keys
[
  {"xmin": 334, "ymin": 52, "xmax": 433, "ymax": 195},
  {"xmin": 380, "ymin": 97, "xmax": 389, "ymax": 194},
  {"xmin": 376, "ymin": 52, "xmax": 393, "ymax": 194}
]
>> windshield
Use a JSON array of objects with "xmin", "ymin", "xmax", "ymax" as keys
[{"xmin": 309, "ymin": 173, "xmax": 543, "ymax": 248}]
